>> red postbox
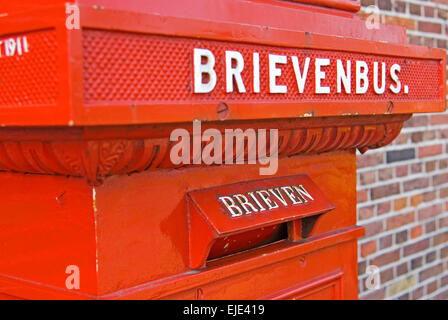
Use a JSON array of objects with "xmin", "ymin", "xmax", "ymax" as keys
[{"xmin": 0, "ymin": 0, "xmax": 445, "ymax": 299}]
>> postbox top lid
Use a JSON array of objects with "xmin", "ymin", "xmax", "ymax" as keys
[{"xmin": 0, "ymin": 0, "xmax": 445, "ymax": 126}]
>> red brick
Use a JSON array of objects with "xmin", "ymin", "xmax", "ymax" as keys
[
  {"xmin": 425, "ymin": 161, "xmax": 436, "ymax": 172},
  {"xmin": 394, "ymin": 133, "xmax": 408, "ymax": 145},
  {"xmin": 397, "ymin": 293, "xmax": 410, "ymax": 300},
  {"xmin": 364, "ymin": 221, "xmax": 384, "ymax": 237},
  {"xmin": 426, "ymin": 251, "xmax": 437, "ymax": 263},
  {"xmin": 412, "ymin": 286, "xmax": 424, "ymax": 299},
  {"xmin": 424, "ymin": 130, "xmax": 436, "ymax": 141},
  {"xmin": 439, "ymin": 217, "xmax": 448, "ymax": 228},
  {"xmin": 411, "ymin": 194, "xmax": 422, "ymax": 207},
  {"xmin": 404, "ymin": 239, "xmax": 430, "ymax": 256},
  {"xmin": 410, "ymin": 3, "xmax": 421, "ymax": 15},
  {"xmin": 394, "ymin": 1, "xmax": 406, "ymax": 12},
  {"xmin": 441, "ymin": 129, "xmax": 448, "ymax": 138},
  {"xmin": 433, "ymin": 173, "xmax": 448, "ymax": 186},
  {"xmin": 408, "ymin": 36, "xmax": 420, "ymax": 46},
  {"xmin": 358, "ymin": 190, "xmax": 368, "ymax": 203},
  {"xmin": 438, "ymin": 8, "xmax": 448, "ymax": 19},
  {"xmin": 371, "ymin": 183, "xmax": 400, "ymax": 200},
  {"xmin": 411, "ymin": 257, "xmax": 423, "ymax": 270},
  {"xmin": 418, "ymin": 144, "xmax": 443, "ymax": 158},
  {"xmin": 418, "ymin": 204, "xmax": 443, "ymax": 221},
  {"xmin": 440, "ymin": 188, "xmax": 448, "ymax": 198},
  {"xmin": 427, "ymin": 280, "xmax": 438, "ymax": 294},
  {"xmin": 412, "ymin": 131, "xmax": 435, "ymax": 143},
  {"xmin": 403, "ymin": 178, "xmax": 429, "ymax": 192},
  {"xmin": 419, "ymin": 263, "xmax": 443, "ymax": 282},
  {"xmin": 377, "ymin": 201, "xmax": 391, "ymax": 215},
  {"xmin": 441, "ymin": 245, "xmax": 448, "ymax": 259},
  {"xmin": 424, "ymin": 37, "xmax": 434, "ymax": 48},
  {"xmin": 424, "ymin": 6, "xmax": 435, "ymax": 17},
  {"xmin": 411, "ymin": 163, "xmax": 422, "ymax": 174},
  {"xmin": 380, "ymin": 267, "xmax": 394, "ymax": 283},
  {"xmin": 442, "ymin": 275, "xmax": 448, "ymax": 287},
  {"xmin": 379, "ymin": 234, "xmax": 393, "ymax": 249},
  {"xmin": 396, "ymin": 230, "xmax": 408, "ymax": 244},
  {"xmin": 360, "ymin": 171, "xmax": 376, "ymax": 185},
  {"xmin": 430, "ymin": 114, "xmax": 448, "ymax": 125},
  {"xmin": 433, "ymin": 231, "xmax": 448, "ymax": 246},
  {"xmin": 422, "ymin": 191, "xmax": 436, "ymax": 202},
  {"xmin": 396, "ymin": 262, "xmax": 408, "ymax": 276},
  {"xmin": 358, "ymin": 261, "xmax": 367, "ymax": 276},
  {"xmin": 426, "ymin": 221, "xmax": 436, "ymax": 233},
  {"xmin": 359, "ymin": 205, "xmax": 374, "ymax": 220},
  {"xmin": 437, "ymin": 39, "xmax": 447, "ymax": 49},
  {"xmin": 378, "ymin": 0, "xmax": 392, "ymax": 10},
  {"xmin": 371, "ymin": 249, "xmax": 400, "ymax": 267},
  {"xmin": 384, "ymin": 16, "xmax": 415, "ymax": 30},
  {"xmin": 378, "ymin": 168, "xmax": 394, "ymax": 181},
  {"xmin": 404, "ymin": 115, "xmax": 428, "ymax": 128},
  {"xmin": 418, "ymin": 21, "xmax": 442, "ymax": 33},
  {"xmin": 357, "ymin": 153, "xmax": 383, "ymax": 169},
  {"xmin": 360, "ymin": 288, "xmax": 385, "ymax": 300},
  {"xmin": 386, "ymin": 211, "xmax": 415, "ymax": 230},
  {"xmin": 361, "ymin": 240, "xmax": 377, "ymax": 257},
  {"xmin": 410, "ymin": 225, "xmax": 423, "ymax": 239},
  {"xmin": 360, "ymin": 0, "xmax": 375, "ymax": 5},
  {"xmin": 393, "ymin": 197, "xmax": 407, "ymax": 211},
  {"xmin": 434, "ymin": 289, "xmax": 448, "ymax": 300},
  {"xmin": 440, "ymin": 158, "xmax": 448, "ymax": 169},
  {"xmin": 396, "ymin": 165, "xmax": 408, "ymax": 177}
]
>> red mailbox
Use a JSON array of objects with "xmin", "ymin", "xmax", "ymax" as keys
[{"xmin": 0, "ymin": 0, "xmax": 445, "ymax": 299}]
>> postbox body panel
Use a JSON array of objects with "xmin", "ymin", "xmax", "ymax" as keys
[
  {"xmin": 95, "ymin": 151, "xmax": 357, "ymax": 296},
  {"xmin": 0, "ymin": 174, "xmax": 98, "ymax": 298},
  {"xmin": 0, "ymin": 151, "xmax": 359, "ymax": 299}
]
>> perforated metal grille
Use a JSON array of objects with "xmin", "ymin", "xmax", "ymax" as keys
[
  {"xmin": 0, "ymin": 29, "xmax": 58, "ymax": 107},
  {"xmin": 82, "ymin": 29, "xmax": 442, "ymax": 104}
]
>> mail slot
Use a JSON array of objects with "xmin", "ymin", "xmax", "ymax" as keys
[
  {"xmin": 187, "ymin": 175, "xmax": 335, "ymax": 268},
  {"xmin": 0, "ymin": 0, "xmax": 445, "ymax": 300}
]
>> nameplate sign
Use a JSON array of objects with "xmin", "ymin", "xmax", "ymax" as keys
[{"xmin": 187, "ymin": 175, "xmax": 335, "ymax": 236}]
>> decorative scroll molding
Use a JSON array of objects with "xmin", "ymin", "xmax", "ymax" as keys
[{"xmin": 0, "ymin": 115, "xmax": 409, "ymax": 184}]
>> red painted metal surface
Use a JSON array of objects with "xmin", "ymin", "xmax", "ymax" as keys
[
  {"xmin": 187, "ymin": 175, "xmax": 335, "ymax": 268},
  {"xmin": 0, "ymin": 150, "xmax": 360, "ymax": 299},
  {"xmin": 0, "ymin": 30, "xmax": 58, "ymax": 107},
  {"xmin": 0, "ymin": 115, "xmax": 409, "ymax": 183},
  {"xmin": 0, "ymin": 0, "xmax": 444, "ymax": 126},
  {"xmin": 261, "ymin": 270, "xmax": 345, "ymax": 300},
  {"xmin": 82, "ymin": 30, "xmax": 442, "ymax": 103},
  {"xmin": 188, "ymin": 175, "xmax": 334, "ymax": 234},
  {"xmin": 0, "ymin": 0, "xmax": 445, "ymax": 300}
]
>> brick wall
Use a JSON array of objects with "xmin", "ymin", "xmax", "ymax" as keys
[{"xmin": 357, "ymin": 0, "xmax": 448, "ymax": 300}]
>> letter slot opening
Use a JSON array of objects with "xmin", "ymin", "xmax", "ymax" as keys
[
  {"xmin": 207, "ymin": 223, "xmax": 288, "ymax": 261},
  {"xmin": 186, "ymin": 175, "xmax": 335, "ymax": 269}
]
